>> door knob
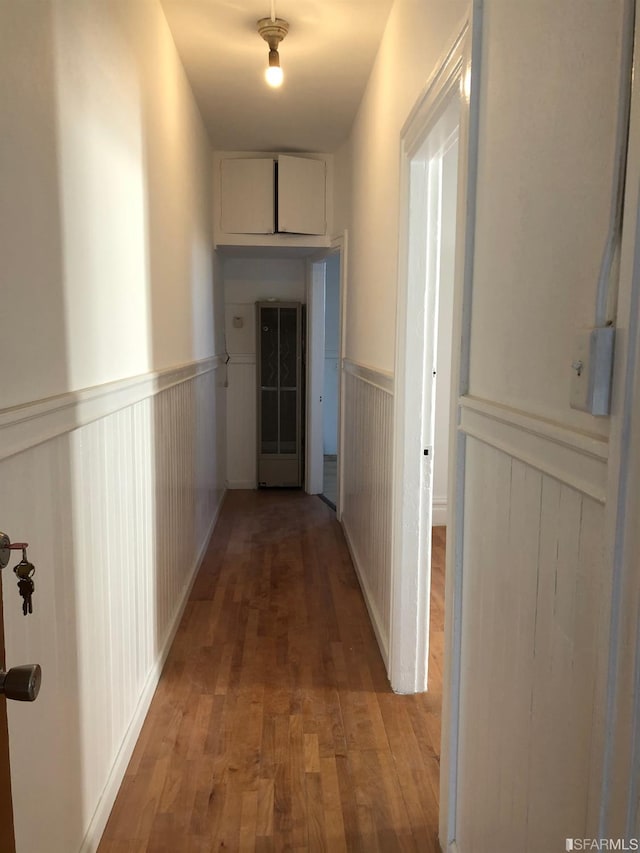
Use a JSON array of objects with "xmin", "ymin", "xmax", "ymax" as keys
[{"xmin": 0, "ymin": 664, "xmax": 41, "ymax": 702}]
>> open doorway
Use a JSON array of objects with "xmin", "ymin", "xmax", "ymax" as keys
[
  {"xmin": 321, "ymin": 254, "xmax": 340, "ymax": 508},
  {"xmin": 306, "ymin": 245, "xmax": 344, "ymax": 515},
  {"xmin": 391, "ymin": 43, "xmax": 465, "ymax": 695}
]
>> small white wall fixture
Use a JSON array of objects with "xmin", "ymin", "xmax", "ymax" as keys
[{"xmin": 390, "ymin": 12, "xmax": 481, "ymax": 852}]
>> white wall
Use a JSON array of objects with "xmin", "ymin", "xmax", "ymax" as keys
[
  {"xmin": 346, "ymin": 0, "xmax": 468, "ymax": 370},
  {"xmin": 323, "ymin": 254, "xmax": 340, "ymax": 455},
  {"xmin": 602, "ymin": 6, "xmax": 640, "ymax": 835},
  {"xmin": 451, "ymin": 3, "xmax": 624, "ymax": 847},
  {"xmin": 224, "ymin": 256, "xmax": 306, "ymax": 488},
  {"xmin": 332, "ymin": 141, "xmax": 352, "ymax": 237},
  {"xmin": 338, "ymin": 0, "xmax": 468, "ymax": 675},
  {"xmin": 0, "ymin": 1, "xmax": 225, "ymax": 851},
  {"xmin": 337, "ymin": 1, "xmax": 467, "ymax": 661},
  {"xmin": 1, "ymin": 0, "xmax": 220, "ymax": 407},
  {"xmin": 341, "ymin": 0, "xmax": 626, "ymax": 849},
  {"xmin": 433, "ymin": 139, "xmax": 458, "ymax": 526},
  {"xmin": 469, "ymin": 2, "xmax": 620, "ymax": 439}
]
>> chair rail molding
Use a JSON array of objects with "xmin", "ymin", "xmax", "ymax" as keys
[
  {"xmin": 0, "ymin": 356, "xmax": 225, "ymax": 463},
  {"xmin": 459, "ymin": 395, "xmax": 609, "ymax": 502}
]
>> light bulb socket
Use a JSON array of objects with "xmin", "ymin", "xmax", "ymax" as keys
[
  {"xmin": 257, "ymin": 17, "xmax": 289, "ymax": 48},
  {"xmin": 258, "ymin": 16, "xmax": 287, "ymax": 88}
]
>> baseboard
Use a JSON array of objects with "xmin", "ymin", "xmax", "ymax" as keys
[
  {"xmin": 79, "ymin": 489, "xmax": 226, "ymax": 853},
  {"xmin": 226, "ymin": 479, "xmax": 256, "ymax": 490},
  {"xmin": 432, "ymin": 499, "xmax": 448, "ymax": 527},
  {"xmin": 341, "ymin": 520, "xmax": 390, "ymax": 669}
]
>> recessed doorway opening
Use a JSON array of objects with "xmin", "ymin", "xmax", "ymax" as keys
[{"xmin": 306, "ymin": 243, "xmax": 345, "ymax": 516}]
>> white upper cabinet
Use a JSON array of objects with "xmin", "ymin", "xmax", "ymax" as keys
[
  {"xmin": 220, "ymin": 158, "xmax": 275, "ymax": 234},
  {"xmin": 277, "ymin": 155, "xmax": 326, "ymax": 235},
  {"xmin": 215, "ymin": 152, "xmax": 332, "ymax": 248}
]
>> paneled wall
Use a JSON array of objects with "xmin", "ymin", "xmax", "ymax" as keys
[
  {"xmin": 0, "ymin": 5, "xmax": 224, "ymax": 847},
  {"xmin": 445, "ymin": 4, "xmax": 624, "ymax": 845},
  {"xmin": 455, "ymin": 408, "xmax": 609, "ymax": 849},
  {"xmin": 341, "ymin": 361, "xmax": 394, "ymax": 663},
  {"xmin": 0, "ymin": 363, "xmax": 226, "ymax": 853}
]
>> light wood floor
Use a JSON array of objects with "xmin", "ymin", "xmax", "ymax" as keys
[
  {"xmin": 99, "ymin": 491, "xmax": 445, "ymax": 852},
  {"xmin": 322, "ymin": 456, "xmax": 337, "ymax": 508}
]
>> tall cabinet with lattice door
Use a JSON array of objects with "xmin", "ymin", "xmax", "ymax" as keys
[{"xmin": 257, "ymin": 301, "xmax": 304, "ymax": 487}]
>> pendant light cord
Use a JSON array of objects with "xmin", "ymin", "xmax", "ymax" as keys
[{"xmin": 270, "ymin": 0, "xmax": 276, "ymax": 22}]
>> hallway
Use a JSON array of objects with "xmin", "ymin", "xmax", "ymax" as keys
[{"xmin": 99, "ymin": 492, "xmax": 444, "ymax": 851}]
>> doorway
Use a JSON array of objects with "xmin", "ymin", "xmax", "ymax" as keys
[
  {"xmin": 391, "ymin": 47, "xmax": 465, "ymax": 696},
  {"xmin": 305, "ymin": 244, "xmax": 344, "ymax": 515},
  {"xmin": 321, "ymin": 254, "xmax": 340, "ymax": 508}
]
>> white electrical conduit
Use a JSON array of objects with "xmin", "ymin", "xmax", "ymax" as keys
[{"xmin": 595, "ymin": 0, "xmax": 636, "ymax": 328}]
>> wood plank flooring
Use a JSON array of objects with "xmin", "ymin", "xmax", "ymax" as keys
[
  {"xmin": 322, "ymin": 456, "xmax": 337, "ymax": 508},
  {"xmin": 99, "ymin": 491, "xmax": 445, "ymax": 852}
]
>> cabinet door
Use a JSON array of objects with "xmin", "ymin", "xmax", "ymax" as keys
[
  {"xmin": 277, "ymin": 155, "xmax": 326, "ymax": 235},
  {"xmin": 220, "ymin": 158, "xmax": 274, "ymax": 234}
]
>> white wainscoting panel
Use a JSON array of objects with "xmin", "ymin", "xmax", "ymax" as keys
[
  {"xmin": 455, "ymin": 435, "xmax": 609, "ymax": 851},
  {"xmin": 341, "ymin": 360, "xmax": 394, "ymax": 665},
  {"xmin": 459, "ymin": 395, "xmax": 609, "ymax": 503},
  {"xmin": 0, "ymin": 362, "xmax": 226, "ymax": 853}
]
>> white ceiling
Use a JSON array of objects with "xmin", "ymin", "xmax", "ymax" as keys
[{"xmin": 160, "ymin": 0, "xmax": 394, "ymax": 152}]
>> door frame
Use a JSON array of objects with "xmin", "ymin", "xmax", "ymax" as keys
[
  {"xmin": 305, "ymin": 234, "xmax": 347, "ymax": 519},
  {"xmin": 599, "ymin": 0, "xmax": 640, "ymax": 835},
  {"xmin": 389, "ymin": 8, "xmax": 483, "ymax": 849},
  {"xmin": 390, "ymin": 19, "xmax": 472, "ymax": 693},
  {"xmin": 305, "ymin": 259, "xmax": 326, "ymax": 496},
  {"xmin": 391, "ymin": 65, "xmax": 462, "ymax": 696}
]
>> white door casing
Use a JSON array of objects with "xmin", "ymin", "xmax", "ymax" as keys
[
  {"xmin": 306, "ymin": 259, "xmax": 326, "ymax": 496},
  {"xmin": 389, "ymin": 10, "xmax": 482, "ymax": 851},
  {"xmin": 305, "ymin": 234, "xmax": 347, "ymax": 518},
  {"xmin": 390, "ymin": 23, "xmax": 468, "ymax": 694}
]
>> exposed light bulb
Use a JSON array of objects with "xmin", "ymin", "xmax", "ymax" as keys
[
  {"xmin": 265, "ymin": 65, "xmax": 283, "ymax": 87},
  {"xmin": 257, "ymin": 18, "xmax": 288, "ymax": 89},
  {"xmin": 265, "ymin": 47, "xmax": 283, "ymax": 87}
]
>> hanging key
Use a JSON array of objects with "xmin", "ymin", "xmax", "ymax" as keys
[
  {"xmin": 13, "ymin": 549, "xmax": 35, "ymax": 616},
  {"xmin": 17, "ymin": 577, "xmax": 34, "ymax": 616}
]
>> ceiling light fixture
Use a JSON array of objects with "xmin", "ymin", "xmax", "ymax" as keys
[{"xmin": 257, "ymin": 13, "xmax": 289, "ymax": 88}]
